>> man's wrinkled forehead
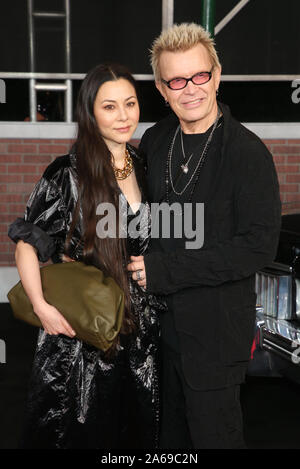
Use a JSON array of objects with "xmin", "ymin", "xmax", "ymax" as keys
[{"xmin": 158, "ymin": 44, "xmax": 213, "ymax": 80}]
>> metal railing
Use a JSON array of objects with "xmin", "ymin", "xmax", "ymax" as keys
[
  {"xmin": 1, "ymin": 0, "xmax": 299, "ymax": 123},
  {"xmin": 27, "ymin": 0, "xmax": 72, "ymax": 122},
  {"xmin": 1, "ymin": 70, "xmax": 299, "ymax": 124}
]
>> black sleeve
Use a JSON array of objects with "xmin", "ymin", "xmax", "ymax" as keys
[
  {"xmin": 8, "ymin": 177, "xmax": 67, "ymax": 262},
  {"xmin": 144, "ymin": 139, "xmax": 282, "ymax": 295}
]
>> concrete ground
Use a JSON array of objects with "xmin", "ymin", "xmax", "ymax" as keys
[{"xmin": 1, "ymin": 302, "xmax": 300, "ymax": 450}]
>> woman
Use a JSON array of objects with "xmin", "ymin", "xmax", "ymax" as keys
[{"xmin": 8, "ymin": 64, "xmax": 164, "ymax": 449}]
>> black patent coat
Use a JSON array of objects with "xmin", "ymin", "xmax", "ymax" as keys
[
  {"xmin": 8, "ymin": 144, "xmax": 163, "ymax": 449},
  {"xmin": 9, "ymin": 144, "xmax": 148, "ymax": 264},
  {"xmin": 140, "ymin": 102, "xmax": 282, "ymax": 390}
]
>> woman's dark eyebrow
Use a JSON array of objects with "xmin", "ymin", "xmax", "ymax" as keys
[{"xmin": 101, "ymin": 96, "xmax": 136, "ymax": 104}]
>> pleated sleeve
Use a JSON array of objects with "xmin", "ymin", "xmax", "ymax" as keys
[{"xmin": 8, "ymin": 176, "xmax": 67, "ymax": 263}]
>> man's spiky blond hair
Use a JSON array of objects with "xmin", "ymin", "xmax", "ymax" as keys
[{"xmin": 150, "ymin": 23, "xmax": 221, "ymax": 81}]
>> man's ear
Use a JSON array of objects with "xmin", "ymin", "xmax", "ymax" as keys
[{"xmin": 214, "ymin": 65, "xmax": 222, "ymax": 92}]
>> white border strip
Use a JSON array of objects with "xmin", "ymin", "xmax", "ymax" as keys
[
  {"xmin": 0, "ymin": 122, "xmax": 299, "ymax": 140},
  {"xmin": 244, "ymin": 122, "xmax": 300, "ymax": 139},
  {"xmin": 0, "ymin": 267, "xmax": 19, "ymax": 303},
  {"xmin": 0, "ymin": 72, "xmax": 155, "ymax": 80},
  {"xmin": 0, "ymin": 122, "xmax": 78, "ymax": 139},
  {"xmin": 1, "ymin": 73, "xmax": 300, "ymax": 81}
]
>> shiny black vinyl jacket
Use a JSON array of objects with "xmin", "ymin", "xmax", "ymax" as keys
[{"xmin": 8, "ymin": 144, "xmax": 164, "ymax": 449}]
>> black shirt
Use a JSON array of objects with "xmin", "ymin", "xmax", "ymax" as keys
[{"xmin": 152, "ymin": 117, "xmax": 224, "ymax": 351}]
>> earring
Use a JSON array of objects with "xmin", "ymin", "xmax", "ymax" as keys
[
  {"xmin": 216, "ymin": 89, "xmax": 219, "ymax": 96},
  {"xmin": 165, "ymin": 100, "xmax": 169, "ymax": 107}
]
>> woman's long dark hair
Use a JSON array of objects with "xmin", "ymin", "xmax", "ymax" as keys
[{"xmin": 66, "ymin": 63, "xmax": 139, "ymax": 340}]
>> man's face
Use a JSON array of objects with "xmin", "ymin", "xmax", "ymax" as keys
[{"xmin": 156, "ymin": 44, "xmax": 221, "ymax": 133}]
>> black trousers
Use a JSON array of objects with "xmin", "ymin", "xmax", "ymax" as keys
[{"xmin": 159, "ymin": 343, "xmax": 246, "ymax": 449}]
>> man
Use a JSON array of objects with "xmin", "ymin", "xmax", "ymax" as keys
[{"xmin": 128, "ymin": 23, "xmax": 281, "ymax": 449}]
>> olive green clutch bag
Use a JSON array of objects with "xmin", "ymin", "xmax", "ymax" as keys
[{"xmin": 7, "ymin": 261, "xmax": 125, "ymax": 352}]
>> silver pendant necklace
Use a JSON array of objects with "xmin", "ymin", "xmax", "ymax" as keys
[
  {"xmin": 167, "ymin": 108, "xmax": 221, "ymax": 197},
  {"xmin": 180, "ymin": 131, "xmax": 193, "ymax": 174}
]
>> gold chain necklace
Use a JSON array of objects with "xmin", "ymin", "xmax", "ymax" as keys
[{"xmin": 112, "ymin": 149, "xmax": 133, "ymax": 180}]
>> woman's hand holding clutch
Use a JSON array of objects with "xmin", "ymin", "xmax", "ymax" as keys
[
  {"xmin": 62, "ymin": 254, "xmax": 75, "ymax": 263},
  {"xmin": 33, "ymin": 300, "xmax": 76, "ymax": 338}
]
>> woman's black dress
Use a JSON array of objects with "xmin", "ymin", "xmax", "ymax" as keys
[{"xmin": 8, "ymin": 145, "xmax": 164, "ymax": 449}]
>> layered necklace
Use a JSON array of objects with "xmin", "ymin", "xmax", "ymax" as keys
[
  {"xmin": 165, "ymin": 108, "xmax": 221, "ymax": 203},
  {"xmin": 112, "ymin": 149, "xmax": 133, "ymax": 180}
]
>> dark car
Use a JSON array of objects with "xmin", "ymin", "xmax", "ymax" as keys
[{"xmin": 247, "ymin": 213, "xmax": 300, "ymax": 383}]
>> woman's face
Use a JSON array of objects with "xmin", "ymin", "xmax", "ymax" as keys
[{"xmin": 93, "ymin": 78, "xmax": 140, "ymax": 147}]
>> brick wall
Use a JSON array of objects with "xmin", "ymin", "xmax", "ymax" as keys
[
  {"xmin": 264, "ymin": 139, "xmax": 300, "ymax": 213},
  {"xmin": 1, "ymin": 138, "xmax": 300, "ymax": 266},
  {"xmin": 0, "ymin": 139, "xmax": 74, "ymax": 266}
]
